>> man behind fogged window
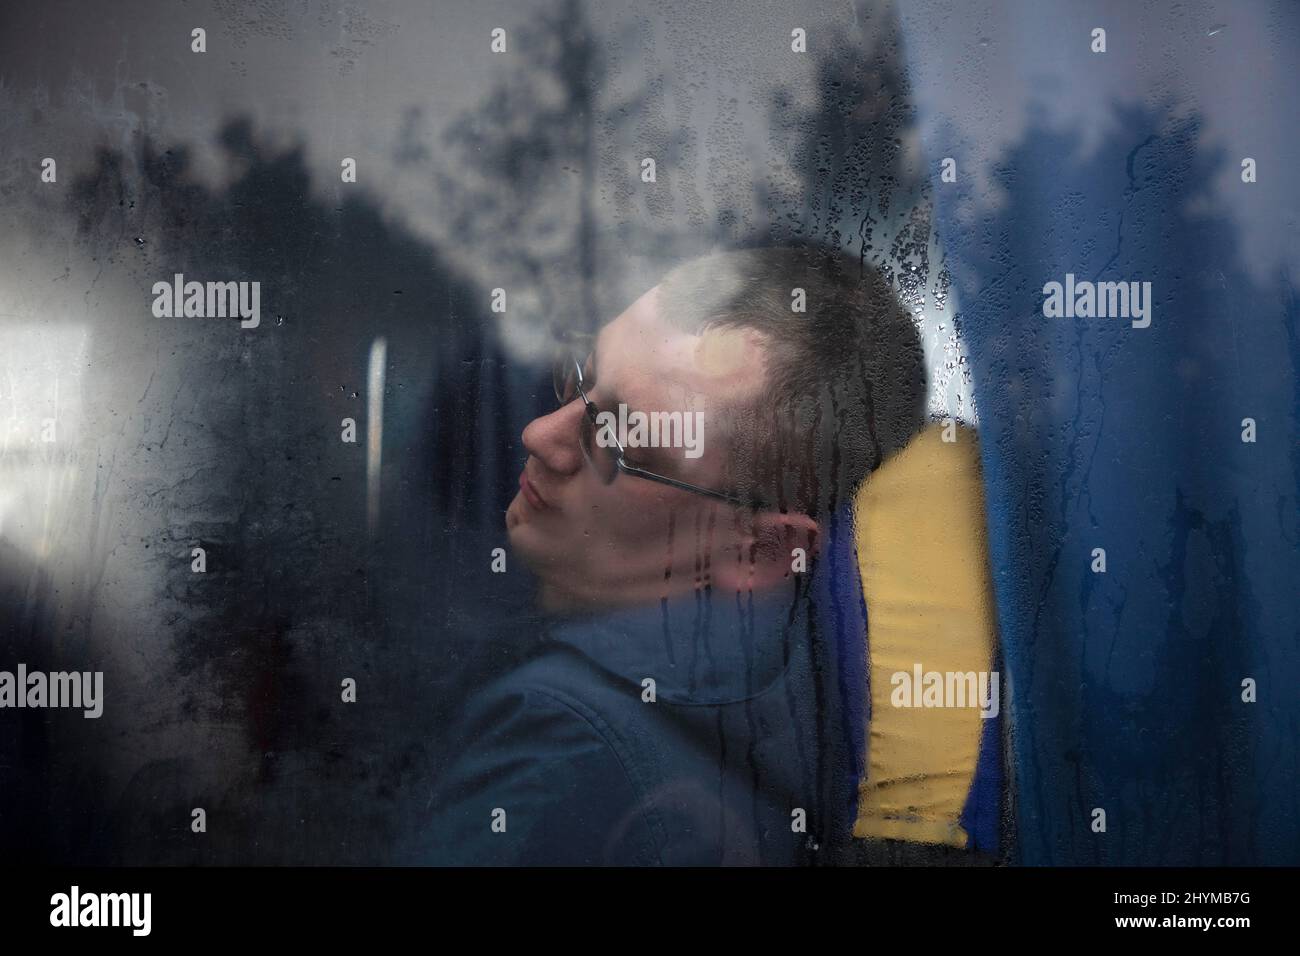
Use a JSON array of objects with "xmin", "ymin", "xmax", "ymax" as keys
[{"xmin": 411, "ymin": 246, "xmax": 924, "ymax": 865}]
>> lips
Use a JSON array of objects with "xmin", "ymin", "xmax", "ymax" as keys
[{"xmin": 519, "ymin": 471, "xmax": 549, "ymax": 511}]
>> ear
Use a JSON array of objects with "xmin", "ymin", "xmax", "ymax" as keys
[{"xmin": 716, "ymin": 510, "xmax": 821, "ymax": 592}]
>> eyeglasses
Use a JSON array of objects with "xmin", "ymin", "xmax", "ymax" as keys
[{"xmin": 551, "ymin": 341, "xmax": 749, "ymax": 506}]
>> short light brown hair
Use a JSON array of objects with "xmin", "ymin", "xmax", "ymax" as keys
[{"xmin": 657, "ymin": 246, "xmax": 926, "ymax": 516}]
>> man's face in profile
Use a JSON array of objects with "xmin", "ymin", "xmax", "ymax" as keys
[{"xmin": 506, "ymin": 284, "xmax": 795, "ymax": 612}]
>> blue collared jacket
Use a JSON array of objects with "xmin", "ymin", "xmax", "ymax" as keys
[{"xmin": 409, "ymin": 579, "xmax": 861, "ymax": 866}]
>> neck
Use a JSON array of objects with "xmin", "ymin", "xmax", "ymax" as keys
[{"xmin": 539, "ymin": 574, "xmax": 804, "ymax": 621}]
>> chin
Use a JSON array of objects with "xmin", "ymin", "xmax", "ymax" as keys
[
  {"xmin": 504, "ymin": 509, "xmax": 549, "ymax": 570},
  {"xmin": 504, "ymin": 491, "xmax": 543, "ymax": 536}
]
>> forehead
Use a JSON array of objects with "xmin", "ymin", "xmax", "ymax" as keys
[{"xmin": 595, "ymin": 285, "xmax": 768, "ymax": 408}]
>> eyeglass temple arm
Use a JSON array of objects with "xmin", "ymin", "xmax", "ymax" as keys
[{"xmin": 616, "ymin": 459, "xmax": 749, "ymax": 506}]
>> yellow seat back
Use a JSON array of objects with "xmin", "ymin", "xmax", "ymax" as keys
[{"xmin": 851, "ymin": 422, "xmax": 999, "ymax": 847}]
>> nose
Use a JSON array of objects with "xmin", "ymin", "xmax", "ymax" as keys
[{"xmin": 522, "ymin": 398, "xmax": 586, "ymax": 477}]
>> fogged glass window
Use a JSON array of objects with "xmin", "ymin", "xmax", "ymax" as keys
[{"xmin": 2, "ymin": 0, "xmax": 1296, "ymax": 869}]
